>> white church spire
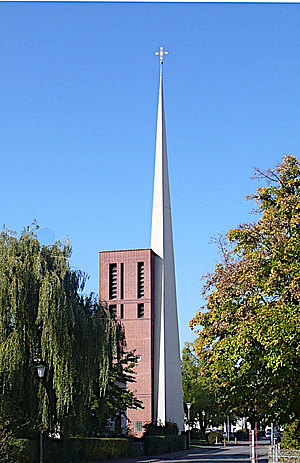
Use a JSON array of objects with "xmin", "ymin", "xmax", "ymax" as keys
[{"xmin": 151, "ymin": 47, "xmax": 184, "ymax": 431}]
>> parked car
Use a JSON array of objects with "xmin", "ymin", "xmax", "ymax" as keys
[{"xmin": 265, "ymin": 429, "xmax": 278, "ymax": 440}]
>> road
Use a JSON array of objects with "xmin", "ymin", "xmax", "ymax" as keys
[{"xmin": 101, "ymin": 440, "xmax": 269, "ymax": 463}]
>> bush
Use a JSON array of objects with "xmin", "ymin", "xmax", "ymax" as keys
[
  {"xmin": 78, "ymin": 438, "xmax": 133, "ymax": 460},
  {"xmin": 207, "ymin": 431, "xmax": 223, "ymax": 445},
  {"xmin": 281, "ymin": 420, "xmax": 300, "ymax": 450},
  {"xmin": 0, "ymin": 421, "xmax": 13, "ymax": 463},
  {"xmin": 236, "ymin": 430, "xmax": 248, "ymax": 441},
  {"xmin": 190, "ymin": 428, "xmax": 202, "ymax": 439},
  {"xmin": 144, "ymin": 435, "xmax": 185, "ymax": 455},
  {"xmin": 143, "ymin": 421, "xmax": 179, "ymax": 436},
  {"xmin": 8, "ymin": 439, "xmax": 38, "ymax": 463},
  {"xmin": 44, "ymin": 438, "xmax": 73, "ymax": 463}
]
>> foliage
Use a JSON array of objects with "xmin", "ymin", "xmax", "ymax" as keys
[
  {"xmin": 236, "ymin": 430, "xmax": 248, "ymax": 441},
  {"xmin": 143, "ymin": 421, "xmax": 179, "ymax": 436},
  {"xmin": 5, "ymin": 438, "xmax": 38, "ymax": 463},
  {"xmin": 181, "ymin": 342, "xmax": 224, "ymax": 434},
  {"xmin": 74, "ymin": 437, "xmax": 134, "ymax": 460},
  {"xmin": 7, "ymin": 437, "xmax": 134, "ymax": 463},
  {"xmin": 0, "ymin": 418, "xmax": 13, "ymax": 463},
  {"xmin": 0, "ymin": 223, "xmax": 140, "ymax": 439},
  {"xmin": 279, "ymin": 449, "xmax": 300, "ymax": 463},
  {"xmin": 9, "ymin": 436, "xmax": 185, "ymax": 462},
  {"xmin": 281, "ymin": 420, "xmax": 300, "ymax": 450},
  {"xmin": 206, "ymin": 430, "xmax": 223, "ymax": 445},
  {"xmin": 144, "ymin": 435, "xmax": 185, "ymax": 455},
  {"xmin": 61, "ymin": 437, "xmax": 134, "ymax": 461},
  {"xmin": 190, "ymin": 156, "xmax": 300, "ymax": 426}
]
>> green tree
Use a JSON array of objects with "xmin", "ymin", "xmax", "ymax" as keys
[
  {"xmin": 191, "ymin": 155, "xmax": 300, "ymax": 427},
  {"xmin": 0, "ymin": 223, "xmax": 140, "ymax": 439},
  {"xmin": 181, "ymin": 342, "xmax": 223, "ymax": 434}
]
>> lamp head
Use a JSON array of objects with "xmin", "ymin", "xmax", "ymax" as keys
[{"xmin": 36, "ymin": 364, "xmax": 46, "ymax": 379}]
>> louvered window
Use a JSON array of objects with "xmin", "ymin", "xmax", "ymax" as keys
[
  {"xmin": 137, "ymin": 262, "xmax": 144, "ymax": 298},
  {"xmin": 109, "ymin": 263, "xmax": 117, "ymax": 300},
  {"xmin": 137, "ymin": 303, "xmax": 144, "ymax": 318},
  {"xmin": 120, "ymin": 263, "xmax": 124, "ymax": 299}
]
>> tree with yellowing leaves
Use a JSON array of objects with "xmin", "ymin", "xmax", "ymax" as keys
[{"xmin": 191, "ymin": 155, "xmax": 300, "ymax": 428}]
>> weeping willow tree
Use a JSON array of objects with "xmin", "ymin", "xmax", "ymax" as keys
[
  {"xmin": 67, "ymin": 294, "xmax": 142, "ymax": 437},
  {"xmin": 0, "ymin": 223, "xmax": 140, "ymax": 439}
]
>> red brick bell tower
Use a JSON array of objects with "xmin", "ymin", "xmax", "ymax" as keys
[{"xmin": 99, "ymin": 249, "xmax": 155, "ymax": 436}]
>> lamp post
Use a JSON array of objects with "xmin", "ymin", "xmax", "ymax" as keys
[
  {"xmin": 36, "ymin": 363, "xmax": 46, "ymax": 463},
  {"xmin": 227, "ymin": 415, "xmax": 230, "ymax": 442},
  {"xmin": 186, "ymin": 403, "xmax": 191, "ymax": 449}
]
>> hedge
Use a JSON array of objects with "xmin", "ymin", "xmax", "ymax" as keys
[
  {"xmin": 7, "ymin": 438, "xmax": 38, "ymax": 463},
  {"xmin": 68, "ymin": 438, "xmax": 133, "ymax": 461},
  {"xmin": 9, "ymin": 437, "xmax": 134, "ymax": 462},
  {"xmin": 144, "ymin": 435, "xmax": 186, "ymax": 456},
  {"xmin": 9, "ymin": 435, "xmax": 186, "ymax": 461}
]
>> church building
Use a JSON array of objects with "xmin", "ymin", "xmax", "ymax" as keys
[{"xmin": 99, "ymin": 47, "xmax": 184, "ymax": 437}]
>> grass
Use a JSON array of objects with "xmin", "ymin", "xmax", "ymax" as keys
[{"xmin": 190, "ymin": 438, "xmax": 207, "ymax": 448}]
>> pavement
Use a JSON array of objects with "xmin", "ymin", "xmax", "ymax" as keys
[{"xmin": 98, "ymin": 439, "xmax": 269, "ymax": 463}]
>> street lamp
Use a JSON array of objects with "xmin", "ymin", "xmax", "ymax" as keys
[
  {"xmin": 37, "ymin": 364, "xmax": 46, "ymax": 379},
  {"xmin": 186, "ymin": 403, "xmax": 191, "ymax": 449},
  {"xmin": 36, "ymin": 363, "xmax": 46, "ymax": 463},
  {"xmin": 227, "ymin": 415, "xmax": 230, "ymax": 442}
]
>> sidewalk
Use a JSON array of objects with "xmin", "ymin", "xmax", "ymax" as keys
[
  {"xmin": 99, "ymin": 449, "xmax": 187, "ymax": 463},
  {"xmin": 94, "ymin": 440, "xmax": 269, "ymax": 463},
  {"xmin": 98, "ymin": 445, "xmax": 215, "ymax": 463}
]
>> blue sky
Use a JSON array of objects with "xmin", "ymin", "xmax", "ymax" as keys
[{"xmin": 1, "ymin": 2, "xmax": 300, "ymax": 347}]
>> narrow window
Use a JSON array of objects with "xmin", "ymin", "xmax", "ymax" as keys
[
  {"xmin": 137, "ymin": 262, "xmax": 144, "ymax": 298},
  {"xmin": 120, "ymin": 304, "xmax": 124, "ymax": 319},
  {"xmin": 109, "ymin": 304, "xmax": 117, "ymax": 318},
  {"xmin": 109, "ymin": 263, "xmax": 117, "ymax": 300},
  {"xmin": 137, "ymin": 303, "xmax": 144, "ymax": 319},
  {"xmin": 120, "ymin": 263, "xmax": 124, "ymax": 299},
  {"xmin": 134, "ymin": 421, "xmax": 143, "ymax": 432}
]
